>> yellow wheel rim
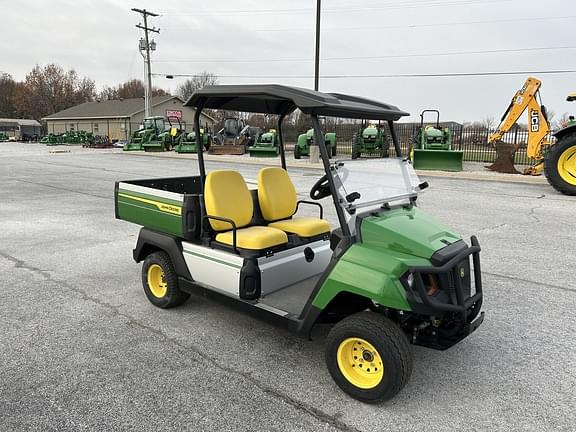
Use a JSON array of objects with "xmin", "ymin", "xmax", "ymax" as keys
[
  {"xmin": 557, "ymin": 146, "xmax": 576, "ymax": 185},
  {"xmin": 147, "ymin": 264, "xmax": 168, "ymax": 298},
  {"xmin": 336, "ymin": 337, "xmax": 384, "ymax": 389}
]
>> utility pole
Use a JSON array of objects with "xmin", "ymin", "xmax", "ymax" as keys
[
  {"xmin": 132, "ymin": 8, "xmax": 159, "ymax": 117},
  {"xmin": 314, "ymin": 0, "xmax": 321, "ymax": 91}
]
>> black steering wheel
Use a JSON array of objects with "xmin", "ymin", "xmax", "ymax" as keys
[{"xmin": 310, "ymin": 174, "xmax": 331, "ymax": 200}]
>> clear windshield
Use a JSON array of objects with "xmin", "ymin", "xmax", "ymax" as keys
[
  {"xmin": 143, "ymin": 119, "xmax": 155, "ymax": 129},
  {"xmin": 333, "ymin": 158, "xmax": 422, "ymax": 212}
]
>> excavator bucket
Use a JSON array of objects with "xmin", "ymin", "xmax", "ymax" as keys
[{"xmin": 412, "ymin": 149, "xmax": 463, "ymax": 171}]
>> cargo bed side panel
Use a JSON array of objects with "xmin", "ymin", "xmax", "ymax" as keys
[{"xmin": 116, "ymin": 182, "xmax": 184, "ymax": 237}]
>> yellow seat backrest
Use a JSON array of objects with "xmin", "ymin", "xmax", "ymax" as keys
[
  {"xmin": 258, "ymin": 167, "xmax": 297, "ymax": 222},
  {"xmin": 205, "ymin": 170, "xmax": 253, "ymax": 231}
]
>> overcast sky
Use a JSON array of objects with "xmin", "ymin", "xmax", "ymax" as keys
[{"xmin": 2, "ymin": 0, "xmax": 575, "ymax": 123}]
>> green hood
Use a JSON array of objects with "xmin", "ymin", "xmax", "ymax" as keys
[{"xmin": 361, "ymin": 206, "xmax": 460, "ymax": 259}]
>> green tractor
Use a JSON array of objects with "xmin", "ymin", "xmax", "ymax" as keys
[
  {"xmin": 41, "ymin": 133, "xmax": 63, "ymax": 145},
  {"xmin": 0, "ymin": 132, "xmax": 9, "ymax": 142},
  {"xmin": 142, "ymin": 116, "xmax": 182, "ymax": 152},
  {"xmin": 248, "ymin": 129, "xmax": 280, "ymax": 157},
  {"xmin": 294, "ymin": 128, "xmax": 337, "ymax": 159},
  {"xmin": 124, "ymin": 116, "xmax": 168, "ymax": 151},
  {"xmin": 351, "ymin": 123, "xmax": 389, "ymax": 159},
  {"xmin": 411, "ymin": 110, "xmax": 463, "ymax": 172},
  {"xmin": 174, "ymin": 129, "xmax": 212, "ymax": 154}
]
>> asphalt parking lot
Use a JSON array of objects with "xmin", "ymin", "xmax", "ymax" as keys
[{"xmin": 1, "ymin": 142, "xmax": 575, "ymax": 432}]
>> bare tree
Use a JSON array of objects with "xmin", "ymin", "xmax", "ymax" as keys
[
  {"xmin": 14, "ymin": 64, "xmax": 96, "ymax": 119},
  {"xmin": 0, "ymin": 73, "xmax": 17, "ymax": 118},
  {"xmin": 98, "ymin": 79, "xmax": 170, "ymax": 100},
  {"xmin": 176, "ymin": 72, "xmax": 219, "ymax": 100},
  {"xmin": 482, "ymin": 115, "xmax": 496, "ymax": 131}
]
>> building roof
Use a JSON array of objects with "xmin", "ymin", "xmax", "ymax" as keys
[
  {"xmin": 42, "ymin": 96, "xmax": 180, "ymax": 120},
  {"xmin": 185, "ymin": 84, "xmax": 409, "ymax": 121},
  {"xmin": 0, "ymin": 118, "xmax": 42, "ymax": 127}
]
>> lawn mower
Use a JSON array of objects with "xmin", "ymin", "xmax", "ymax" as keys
[
  {"xmin": 411, "ymin": 110, "xmax": 463, "ymax": 171},
  {"xmin": 115, "ymin": 85, "xmax": 484, "ymax": 403},
  {"xmin": 142, "ymin": 116, "xmax": 181, "ymax": 152},
  {"xmin": 294, "ymin": 128, "xmax": 336, "ymax": 159}
]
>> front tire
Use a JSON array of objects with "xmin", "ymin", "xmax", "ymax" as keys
[
  {"xmin": 325, "ymin": 312, "xmax": 412, "ymax": 402},
  {"xmin": 294, "ymin": 145, "xmax": 301, "ymax": 159},
  {"xmin": 142, "ymin": 251, "xmax": 189, "ymax": 308},
  {"xmin": 544, "ymin": 133, "xmax": 576, "ymax": 195}
]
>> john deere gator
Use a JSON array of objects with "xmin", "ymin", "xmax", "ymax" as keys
[{"xmin": 115, "ymin": 84, "xmax": 484, "ymax": 403}]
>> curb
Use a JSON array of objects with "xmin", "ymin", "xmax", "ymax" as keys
[{"xmin": 118, "ymin": 149, "xmax": 548, "ymax": 185}]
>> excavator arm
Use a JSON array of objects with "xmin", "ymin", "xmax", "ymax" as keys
[{"xmin": 488, "ymin": 77, "xmax": 551, "ymax": 163}]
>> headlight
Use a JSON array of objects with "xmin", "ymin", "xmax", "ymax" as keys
[{"xmin": 406, "ymin": 272, "xmax": 414, "ymax": 288}]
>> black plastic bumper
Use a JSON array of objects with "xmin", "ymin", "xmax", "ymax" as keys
[
  {"xmin": 406, "ymin": 236, "xmax": 483, "ymax": 321},
  {"xmin": 403, "ymin": 236, "xmax": 484, "ymax": 349}
]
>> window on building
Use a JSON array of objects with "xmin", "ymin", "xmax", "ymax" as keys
[
  {"xmin": 93, "ymin": 123, "xmax": 99, "ymax": 133},
  {"xmin": 69, "ymin": 124, "xmax": 75, "ymax": 131}
]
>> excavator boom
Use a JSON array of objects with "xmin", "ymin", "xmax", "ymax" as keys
[{"xmin": 488, "ymin": 77, "xmax": 550, "ymax": 161}]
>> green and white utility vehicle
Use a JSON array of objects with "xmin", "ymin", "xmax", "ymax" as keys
[{"xmin": 115, "ymin": 85, "xmax": 484, "ymax": 402}]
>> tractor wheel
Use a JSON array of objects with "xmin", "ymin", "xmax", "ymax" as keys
[
  {"xmin": 544, "ymin": 132, "xmax": 576, "ymax": 195},
  {"xmin": 142, "ymin": 251, "xmax": 189, "ymax": 308},
  {"xmin": 332, "ymin": 143, "xmax": 337, "ymax": 157},
  {"xmin": 325, "ymin": 312, "xmax": 412, "ymax": 403},
  {"xmin": 294, "ymin": 145, "xmax": 301, "ymax": 159}
]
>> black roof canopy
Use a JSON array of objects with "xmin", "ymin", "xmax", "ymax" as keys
[{"xmin": 184, "ymin": 84, "xmax": 409, "ymax": 120}]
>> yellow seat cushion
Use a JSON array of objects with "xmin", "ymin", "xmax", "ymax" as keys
[
  {"xmin": 205, "ymin": 170, "xmax": 253, "ymax": 231},
  {"xmin": 268, "ymin": 217, "xmax": 330, "ymax": 238},
  {"xmin": 215, "ymin": 226, "xmax": 288, "ymax": 250},
  {"xmin": 257, "ymin": 167, "xmax": 297, "ymax": 221}
]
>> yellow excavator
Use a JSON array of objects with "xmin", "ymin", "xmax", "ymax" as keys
[{"xmin": 488, "ymin": 77, "xmax": 576, "ymax": 195}]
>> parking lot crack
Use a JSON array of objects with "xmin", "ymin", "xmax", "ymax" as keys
[
  {"xmin": 1, "ymin": 250, "xmax": 360, "ymax": 432},
  {"xmin": 0, "ymin": 251, "xmax": 52, "ymax": 280}
]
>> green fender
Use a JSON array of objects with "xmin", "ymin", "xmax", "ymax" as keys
[{"xmin": 312, "ymin": 207, "xmax": 461, "ymax": 311}]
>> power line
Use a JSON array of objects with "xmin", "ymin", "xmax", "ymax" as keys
[
  {"xmin": 158, "ymin": 0, "xmax": 510, "ymax": 16},
  {"xmin": 152, "ymin": 45, "xmax": 576, "ymax": 64},
  {"xmin": 153, "ymin": 70, "xmax": 576, "ymax": 79},
  {"xmin": 252, "ymin": 15, "xmax": 576, "ymax": 32}
]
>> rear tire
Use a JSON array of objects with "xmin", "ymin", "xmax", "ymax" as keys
[
  {"xmin": 544, "ymin": 133, "xmax": 576, "ymax": 195},
  {"xmin": 142, "ymin": 251, "xmax": 189, "ymax": 308},
  {"xmin": 325, "ymin": 312, "xmax": 412, "ymax": 403}
]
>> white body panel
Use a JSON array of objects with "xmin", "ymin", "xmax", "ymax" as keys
[
  {"xmin": 182, "ymin": 242, "xmax": 243, "ymax": 296},
  {"xmin": 180, "ymin": 239, "xmax": 332, "ymax": 299},
  {"xmin": 258, "ymin": 240, "xmax": 331, "ymax": 295},
  {"xmin": 119, "ymin": 182, "xmax": 184, "ymax": 202}
]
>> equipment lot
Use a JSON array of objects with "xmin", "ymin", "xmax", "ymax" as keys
[{"xmin": 1, "ymin": 142, "xmax": 574, "ymax": 431}]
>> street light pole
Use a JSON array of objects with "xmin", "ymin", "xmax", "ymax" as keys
[
  {"xmin": 314, "ymin": 0, "xmax": 321, "ymax": 91},
  {"xmin": 132, "ymin": 8, "xmax": 159, "ymax": 118}
]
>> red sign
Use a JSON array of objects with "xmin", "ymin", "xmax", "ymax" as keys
[{"xmin": 166, "ymin": 110, "xmax": 182, "ymax": 119}]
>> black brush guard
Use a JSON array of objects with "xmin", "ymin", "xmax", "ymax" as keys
[{"xmin": 403, "ymin": 236, "xmax": 484, "ymax": 349}]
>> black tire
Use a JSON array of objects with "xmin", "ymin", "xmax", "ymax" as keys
[
  {"xmin": 331, "ymin": 142, "xmax": 337, "ymax": 157},
  {"xmin": 204, "ymin": 137, "xmax": 211, "ymax": 151},
  {"xmin": 351, "ymin": 134, "xmax": 360, "ymax": 160},
  {"xmin": 544, "ymin": 132, "xmax": 576, "ymax": 195},
  {"xmin": 294, "ymin": 145, "xmax": 301, "ymax": 159},
  {"xmin": 142, "ymin": 251, "xmax": 189, "ymax": 308},
  {"xmin": 325, "ymin": 312, "xmax": 412, "ymax": 403}
]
